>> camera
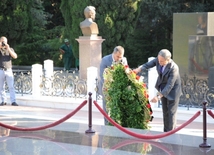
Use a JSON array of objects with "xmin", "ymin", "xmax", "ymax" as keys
[{"xmin": 2, "ymin": 42, "xmax": 5, "ymax": 47}]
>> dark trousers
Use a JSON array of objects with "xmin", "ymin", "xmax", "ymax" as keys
[
  {"xmin": 102, "ymin": 97, "xmax": 108, "ymax": 125},
  {"xmin": 100, "ymin": 82, "xmax": 108, "ymax": 125},
  {"xmin": 161, "ymin": 97, "xmax": 179, "ymax": 132},
  {"xmin": 63, "ymin": 57, "xmax": 72, "ymax": 70}
]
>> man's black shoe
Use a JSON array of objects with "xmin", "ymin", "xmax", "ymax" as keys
[
  {"xmin": 11, "ymin": 102, "xmax": 18, "ymax": 106},
  {"xmin": 0, "ymin": 102, "xmax": 4, "ymax": 106}
]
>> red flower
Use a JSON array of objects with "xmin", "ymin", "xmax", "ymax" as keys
[
  {"xmin": 124, "ymin": 65, "xmax": 129, "ymax": 69},
  {"xmin": 146, "ymin": 93, "xmax": 149, "ymax": 99},
  {"xmin": 146, "ymin": 104, "xmax": 151, "ymax": 108},
  {"xmin": 142, "ymin": 83, "xmax": 146, "ymax": 88},
  {"xmin": 136, "ymin": 75, "xmax": 140, "ymax": 80},
  {"xmin": 144, "ymin": 91, "xmax": 149, "ymax": 99}
]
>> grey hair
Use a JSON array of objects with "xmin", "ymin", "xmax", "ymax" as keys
[
  {"xmin": 113, "ymin": 46, "xmax": 124, "ymax": 55},
  {"xmin": 158, "ymin": 49, "xmax": 171, "ymax": 60}
]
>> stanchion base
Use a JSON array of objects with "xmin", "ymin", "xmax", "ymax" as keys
[
  {"xmin": 85, "ymin": 129, "xmax": 95, "ymax": 133},
  {"xmin": 199, "ymin": 143, "xmax": 211, "ymax": 148}
]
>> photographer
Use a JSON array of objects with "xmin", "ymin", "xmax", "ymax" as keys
[{"xmin": 0, "ymin": 36, "xmax": 18, "ymax": 106}]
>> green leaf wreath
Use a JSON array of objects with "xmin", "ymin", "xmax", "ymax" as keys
[{"xmin": 103, "ymin": 63, "xmax": 153, "ymax": 129}]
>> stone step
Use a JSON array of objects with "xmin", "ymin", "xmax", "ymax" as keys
[{"xmin": 12, "ymin": 94, "xmax": 214, "ymax": 124}]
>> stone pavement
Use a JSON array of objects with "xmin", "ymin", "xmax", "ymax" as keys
[
  {"xmin": 0, "ymin": 95, "xmax": 213, "ymax": 154},
  {"xmin": 0, "ymin": 103, "xmax": 213, "ymax": 138}
]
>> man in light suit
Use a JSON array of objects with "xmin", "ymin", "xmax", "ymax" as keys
[
  {"xmin": 134, "ymin": 49, "xmax": 182, "ymax": 132},
  {"xmin": 99, "ymin": 46, "xmax": 128, "ymax": 125}
]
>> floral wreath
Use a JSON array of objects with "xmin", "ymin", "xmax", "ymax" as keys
[{"xmin": 103, "ymin": 62, "xmax": 153, "ymax": 129}]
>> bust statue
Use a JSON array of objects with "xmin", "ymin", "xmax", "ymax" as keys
[{"xmin": 80, "ymin": 6, "xmax": 99, "ymax": 36}]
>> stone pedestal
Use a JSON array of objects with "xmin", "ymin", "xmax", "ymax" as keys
[
  {"xmin": 44, "ymin": 59, "xmax": 53, "ymax": 78},
  {"xmin": 148, "ymin": 57, "xmax": 158, "ymax": 107},
  {"xmin": 32, "ymin": 64, "xmax": 43, "ymax": 97},
  {"xmin": 87, "ymin": 67, "xmax": 97, "ymax": 100},
  {"xmin": 76, "ymin": 35, "xmax": 105, "ymax": 79}
]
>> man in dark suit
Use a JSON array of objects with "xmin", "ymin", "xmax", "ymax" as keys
[
  {"xmin": 99, "ymin": 46, "xmax": 128, "ymax": 125},
  {"xmin": 134, "ymin": 49, "xmax": 182, "ymax": 132}
]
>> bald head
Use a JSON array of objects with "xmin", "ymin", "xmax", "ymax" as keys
[{"xmin": 0, "ymin": 36, "xmax": 8, "ymax": 44}]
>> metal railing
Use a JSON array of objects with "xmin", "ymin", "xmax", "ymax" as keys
[
  {"xmin": 5, "ymin": 68, "xmax": 214, "ymax": 109},
  {"xmin": 40, "ymin": 70, "xmax": 87, "ymax": 98},
  {"xmin": 180, "ymin": 74, "xmax": 214, "ymax": 109}
]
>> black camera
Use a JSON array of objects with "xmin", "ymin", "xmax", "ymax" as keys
[{"xmin": 2, "ymin": 42, "xmax": 5, "ymax": 47}]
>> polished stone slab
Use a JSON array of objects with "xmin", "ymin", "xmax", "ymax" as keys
[
  {"xmin": 0, "ymin": 105, "xmax": 213, "ymax": 154},
  {"xmin": 0, "ymin": 119, "xmax": 213, "ymax": 154}
]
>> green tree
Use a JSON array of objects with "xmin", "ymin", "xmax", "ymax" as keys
[
  {"xmin": 126, "ymin": 0, "xmax": 177, "ymax": 67},
  {"xmin": 0, "ymin": 0, "xmax": 30, "ymax": 47},
  {"xmin": 2, "ymin": 0, "xmax": 214, "ymax": 67},
  {"xmin": 14, "ymin": 0, "xmax": 50, "ymax": 65},
  {"xmin": 60, "ymin": 0, "xmax": 90, "ymax": 60},
  {"xmin": 92, "ymin": 0, "xmax": 142, "ymax": 56},
  {"xmin": 43, "ymin": 0, "xmax": 64, "ymax": 29},
  {"xmin": 60, "ymin": 0, "xmax": 142, "ymax": 66}
]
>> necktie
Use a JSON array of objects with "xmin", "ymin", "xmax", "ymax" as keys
[
  {"xmin": 159, "ymin": 66, "xmax": 164, "ymax": 90},
  {"xmin": 159, "ymin": 66, "xmax": 163, "ymax": 74}
]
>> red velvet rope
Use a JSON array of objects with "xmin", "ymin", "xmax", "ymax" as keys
[
  {"xmin": 190, "ymin": 58, "xmax": 208, "ymax": 74},
  {"xmin": 93, "ymin": 101, "xmax": 201, "ymax": 139},
  {"xmin": 0, "ymin": 100, "xmax": 87, "ymax": 131},
  {"xmin": 207, "ymin": 110, "xmax": 214, "ymax": 119}
]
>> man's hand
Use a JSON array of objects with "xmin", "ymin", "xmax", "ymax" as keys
[
  {"xmin": 59, "ymin": 49, "xmax": 65, "ymax": 54},
  {"xmin": 133, "ymin": 67, "xmax": 141, "ymax": 74},
  {"xmin": 150, "ymin": 96, "xmax": 159, "ymax": 103}
]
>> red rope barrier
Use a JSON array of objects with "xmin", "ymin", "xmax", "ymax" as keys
[
  {"xmin": 190, "ymin": 58, "xmax": 208, "ymax": 74},
  {"xmin": 207, "ymin": 110, "xmax": 214, "ymax": 119},
  {"xmin": 0, "ymin": 100, "xmax": 87, "ymax": 131},
  {"xmin": 93, "ymin": 101, "xmax": 201, "ymax": 139}
]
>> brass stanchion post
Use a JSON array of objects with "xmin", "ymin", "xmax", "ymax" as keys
[
  {"xmin": 85, "ymin": 92, "xmax": 95, "ymax": 133},
  {"xmin": 199, "ymin": 100, "xmax": 211, "ymax": 148}
]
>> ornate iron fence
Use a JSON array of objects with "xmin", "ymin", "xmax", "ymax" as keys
[
  {"xmin": 6, "ymin": 69, "xmax": 214, "ymax": 109},
  {"xmin": 7, "ymin": 70, "xmax": 32, "ymax": 95},
  {"xmin": 180, "ymin": 74, "xmax": 214, "ymax": 109},
  {"xmin": 40, "ymin": 70, "xmax": 87, "ymax": 98}
]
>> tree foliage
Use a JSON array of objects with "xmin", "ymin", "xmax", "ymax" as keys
[
  {"xmin": 60, "ymin": 0, "xmax": 142, "ymax": 61},
  {"xmin": 0, "ymin": 0, "xmax": 30, "ymax": 46},
  {"xmin": 1, "ymin": 0, "xmax": 214, "ymax": 67},
  {"xmin": 126, "ymin": 0, "xmax": 214, "ymax": 67},
  {"xmin": 60, "ymin": 0, "xmax": 90, "ymax": 60}
]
